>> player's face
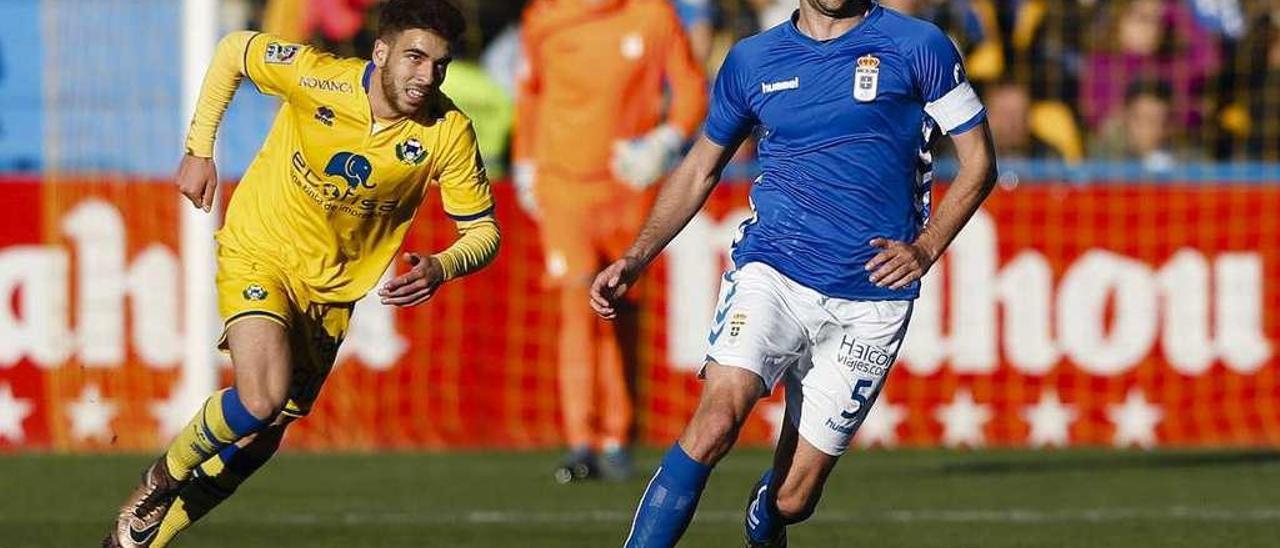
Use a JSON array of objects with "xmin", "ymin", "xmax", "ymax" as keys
[
  {"xmin": 805, "ymin": 0, "xmax": 872, "ymax": 17},
  {"xmin": 373, "ymin": 29, "xmax": 452, "ymax": 116}
]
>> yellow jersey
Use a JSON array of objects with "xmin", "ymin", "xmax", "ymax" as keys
[{"xmin": 215, "ymin": 33, "xmax": 494, "ymax": 303}]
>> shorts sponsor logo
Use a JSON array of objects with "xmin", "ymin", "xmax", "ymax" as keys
[
  {"xmin": 825, "ymin": 417, "xmax": 856, "ymax": 434},
  {"xmin": 299, "ymin": 76, "xmax": 353, "ymax": 93},
  {"xmin": 838, "ymin": 335, "xmax": 892, "ymax": 377},
  {"xmin": 265, "ymin": 42, "xmax": 300, "ymax": 64},
  {"xmin": 242, "ymin": 283, "xmax": 269, "ymax": 301}
]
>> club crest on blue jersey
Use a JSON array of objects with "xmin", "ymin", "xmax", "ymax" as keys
[
  {"xmin": 396, "ymin": 138, "xmax": 427, "ymax": 165},
  {"xmin": 324, "ymin": 152, "xmax": 374, "ymax": 189},
  {"xmin": 854, "ymin": 54, "xmax": 880, "ymax": 102}
]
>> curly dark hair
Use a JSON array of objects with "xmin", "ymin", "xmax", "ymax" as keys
[{"xmin": 378, "ymin": 0, "xmax": 466, "ymax": 43}]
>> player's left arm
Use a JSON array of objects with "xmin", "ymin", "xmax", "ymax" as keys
[
  {"xmin": 379, "ymin": 121, "xmax": 500, "ymax": 307},
  {"xmin": 867, "ymin": 123, "xmax": 997, "ymax": 289},
  {"xmin": 867, "ymin": 26, "xmax": 999, "ymax": 290}
]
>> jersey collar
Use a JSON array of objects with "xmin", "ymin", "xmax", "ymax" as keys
[{"xmin": 784, "ymin": 2, "xmax": 882, "ymax": 53}]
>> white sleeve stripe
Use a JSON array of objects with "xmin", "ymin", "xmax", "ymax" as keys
[{"xmin": 924, "ymin": 82, "xmax": 985, "ymax": 133}]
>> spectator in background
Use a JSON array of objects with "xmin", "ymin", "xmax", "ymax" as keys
[
  {"xmin": 747, "ymin": 0, "xmax": 796, "ymax": 30},
  {"xmin": 986, "ymin": 78, "xmax": 1084, "ymax": 162},
  {"xmin": 1082, "ymin": 0, "xmax": 1220, "ymax": 133},
  {"xmin": 1216, "ymin": 6, "xmax": 1280, "ymax": 160},
  {"xmin": 674, "ymin": 0, "xmax": 716, "ymax": 63},
  {"xmin": 482, "ymin": 24, "xmax": 522, "ymax": 97},
  {"xmin": 440, "ymin": 59, "xmax": 514, "ymax": 179},
  {"xmin": 263, "ymin": 0, "xmax": 378, "ymax": 47},
  {"xmin": 999, "ymin": 0, "xmax": 1093, "ymax": 103},
  {"xmin": 515, "ymin": 0, "xmax": 707, "ymax": 484},
  {"xmin": 1091, "ymin": 80, "xmax": 1194, "ymax": 172}
]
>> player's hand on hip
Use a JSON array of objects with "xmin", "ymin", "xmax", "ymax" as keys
[
  {"xmin": 589, "ymin": 256, "xmax": 642, "ymax": 320},
  {"xmin": 379, "ymin": 253, "xmax": 445, "ymax": 307},
  {"xmin": 176, "ymin": 154, "xmax": 219, "ymax": 212},
  {"xmin": 866, "ymin": 238, "xmax": 934, "ymax": 290}
]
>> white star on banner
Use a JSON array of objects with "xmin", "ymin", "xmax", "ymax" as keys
[
  {"xmin": 67, "ymin": 383, "xmax": 118, "ymax": 443},
  {"xmin": 855, "ymin": 400, "xmax": 906, "ymax": 448},
  {"xmin": 1108, "ymin": 388, "xmax": 1163, "ymax": 449},
  {"xmin": 935, "ymin": 389, "xmax": 991, "ymax": 448},
  {"xmin": 151, "ymin": 393, "xmax": 195, "ymax": 439},
  {"xmin": 0, "ymin": 383, "xmax": 34, "ymax": 443},
  {"xmin": 1021, "ymin": 390, "xmax": 1077, "ymax": 448}
]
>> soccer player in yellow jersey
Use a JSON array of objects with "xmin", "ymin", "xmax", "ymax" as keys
[{"xmin": 102, "ymin": 2, "xmax": 499, "ymax": 546}]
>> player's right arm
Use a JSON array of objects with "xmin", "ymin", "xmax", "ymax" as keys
[
  {"xmin": 590, "ymin": 135, "xmax": 740, "ymax": 319},
  {"xmin": 591, "ymin": 44, "xmax": 755, "ymax": 319},
  {"xmin": 178, "ymin": 31, "xmax": 317, "ymax": 211}
]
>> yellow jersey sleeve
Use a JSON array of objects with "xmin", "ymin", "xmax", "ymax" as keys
[
  {"xmin": 242, "ymin": 32, "xmax": 329, "ymax": 100},
  {"xmin": 436, "ymin": 117, "xmax": 495, "ymax": 220},
  {"xmin": 185, "ymin": 31, "xmax": 256, "ymax": 157},
  {"xmin": 432, "ymin": 216, "xmax": 501, "ymax": 281}
]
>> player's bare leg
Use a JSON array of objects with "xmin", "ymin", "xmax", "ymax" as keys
[
  {"xmin": 624, "ymin": 362, "xmax": 765, "ymax": 547},
  {"xmin": 678, "ymin": 362, "xmax": 766, "ymax": 464},
  {"xmin": 105, "ymin": 318, "xmax": 290, "ymax": 547},
  {"xmin": 744, "ymin": 412, "xmax": 840, "ymax": 547}
]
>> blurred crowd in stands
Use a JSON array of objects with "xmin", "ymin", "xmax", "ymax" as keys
[{"xmin": 229, "ymin": 0, "xmax": 1280, "ymax": 176}]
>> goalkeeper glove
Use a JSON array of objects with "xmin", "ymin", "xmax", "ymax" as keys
[{"xmin": 610, "ymin": 124, "xmax": 683, "ymax": 190}]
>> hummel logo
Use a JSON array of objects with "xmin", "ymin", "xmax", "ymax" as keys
[
  {"xmin": 129, "ymin": 520, "xmax": 161, "ymax": 545},
  {"xmin": 761, "ymin": 77, "xmax": 799, "ymax": 94}
]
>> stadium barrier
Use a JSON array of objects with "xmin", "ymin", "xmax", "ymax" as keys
[{"xmin": 0, "ymin": 177, "xmax": 1277, "ymax": 451}]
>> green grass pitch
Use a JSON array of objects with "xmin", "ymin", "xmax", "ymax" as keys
[{"xmin": 2, "ymin": 448, "xmax": 1279, "ymax": 547}]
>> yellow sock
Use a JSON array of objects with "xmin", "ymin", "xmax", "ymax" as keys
[{"xmin": 163, "ymin": 388, "xmax": 266, "ymax": 480}]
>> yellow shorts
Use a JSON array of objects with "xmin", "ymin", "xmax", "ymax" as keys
[{"xmin": 216, "ymin": 245, "xmax": 354, "ymax": 418}]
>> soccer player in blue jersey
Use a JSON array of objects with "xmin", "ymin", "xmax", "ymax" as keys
[{"xmin": 589, "ymin": 1, "xmax": 997, "ymax": 546}]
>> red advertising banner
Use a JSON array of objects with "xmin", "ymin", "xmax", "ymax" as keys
[{"xmin": 0, "ymin": 176, "xmax": 1277, "ymax": 451}]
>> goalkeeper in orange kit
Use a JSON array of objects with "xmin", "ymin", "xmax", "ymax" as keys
[
  {"xmin": 514, "ymin": 0, "xmax": 707, "ymax": 482},
  {"xmin": 102, "ymin": 1, "xmax": 499, "ymax": 546}
]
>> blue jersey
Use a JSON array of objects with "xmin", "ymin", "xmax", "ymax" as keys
[{"xmin": 705, "ymin": 4, "xmax": 985, "ymax": 301}]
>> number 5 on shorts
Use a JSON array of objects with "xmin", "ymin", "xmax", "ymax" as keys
[{"xmin": 841, "ymin": 378, "xmax": 874, "ymax": 420}]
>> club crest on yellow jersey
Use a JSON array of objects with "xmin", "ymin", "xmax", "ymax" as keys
[{"xmin": 396, "ymin": 138, "xmax": 427, "ymax": 165}]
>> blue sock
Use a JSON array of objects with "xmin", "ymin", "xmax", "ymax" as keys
[
  {"xmin": 745, "ymin": 469, "xmax": 782, "ymax": 542},
  {"xmin": 624, "ymin": 443, "xmax": 713, "ymax": 548}
]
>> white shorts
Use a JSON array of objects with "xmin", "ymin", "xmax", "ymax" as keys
[{"xmin": 703, "ymin": 261, "xmax": 913, "ymax": 456}]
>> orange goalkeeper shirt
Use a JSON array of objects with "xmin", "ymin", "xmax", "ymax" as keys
[{"xmin": 515, "ymin": 0, "xmax": 708, "ymax": 180}]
